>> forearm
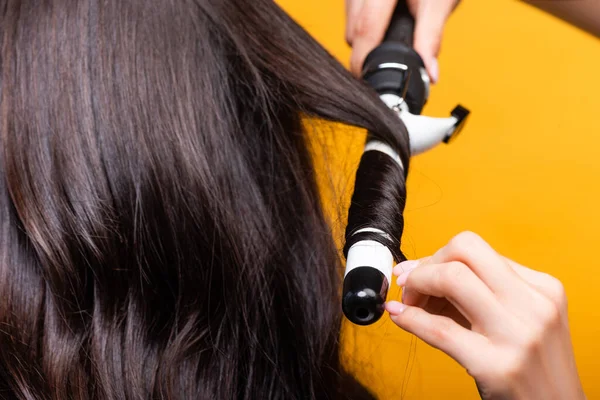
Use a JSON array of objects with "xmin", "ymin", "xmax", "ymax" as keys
[{"xmin": 524, "ymin": 0, "xmax": 600, "ymax": 37}]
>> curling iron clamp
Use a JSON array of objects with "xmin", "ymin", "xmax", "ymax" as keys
[{"xmin": 342, "ymin": 0, "xmax": 470, "ymax": 325}]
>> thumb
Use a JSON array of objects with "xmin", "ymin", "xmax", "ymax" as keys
[{"xmin": 412, "ymin": 1, "xmax": 456, "ymax": 83}]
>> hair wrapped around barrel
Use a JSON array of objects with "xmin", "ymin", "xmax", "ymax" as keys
[{"xmin": 342, "ymin": 134, "xmax": 408, "ymax": 325}]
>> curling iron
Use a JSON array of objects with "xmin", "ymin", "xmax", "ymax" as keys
[{"xmin": 342, "ymin": 0, "xmax": 470, "ymax": 326}]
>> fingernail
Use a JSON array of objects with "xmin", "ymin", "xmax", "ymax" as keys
[
  {"xmin": 386, "ymin": 300, "xmax": 407, "ymax": 315},
  {"xmin": 396, "ymin": 261, "xmax": 419, "ymax": 287},
  {"xmin": 401, "ymin": 287, "xmax": 407, "ymax": 303},
  {"xmin": 430, "ymin": 58, "xmax": 439, "ymax": 84}
]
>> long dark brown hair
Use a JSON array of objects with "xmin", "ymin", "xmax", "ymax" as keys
[{"xmin": 0, "ymin": 0, "xmax": 410, "ymax": 398}]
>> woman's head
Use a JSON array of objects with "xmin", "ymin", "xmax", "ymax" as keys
[{"xmin": 0, "ymin": 0, "xmax": 408, "ymax": 398}]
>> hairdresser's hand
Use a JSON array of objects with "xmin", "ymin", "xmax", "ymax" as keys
[
  {"xmin": 345, "ymin": 0, "xmax": 459, "ymax": 82},
  {"xmin": 386, "ymin": 231, "xmax": 585, "ymax": 400}
]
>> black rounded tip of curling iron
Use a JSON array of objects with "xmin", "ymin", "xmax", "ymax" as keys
[{"xmin": 342, "ymin": 267, "xmax": 389, "ymax": 326}]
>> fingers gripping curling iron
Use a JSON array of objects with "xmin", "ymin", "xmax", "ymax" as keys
[
  {"xmin": 364, "ymin": 2, "xmax": 469, "ymax": 155},
  {"xmin": 342, "ymin": 1, "xmax": 470, "ymax": 326}
]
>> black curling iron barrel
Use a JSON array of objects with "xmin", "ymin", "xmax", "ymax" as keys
[{"xmin": 342, "ymin": 0, "xmax": 470, "ymax": 326}]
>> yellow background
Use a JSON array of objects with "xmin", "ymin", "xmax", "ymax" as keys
[{"xmin": 277, "ymin": 0, "xmax": 600, "ymax": 399}]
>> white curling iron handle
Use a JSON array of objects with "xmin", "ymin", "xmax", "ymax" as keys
[
  {"xmin": 401, "ymin": 111, "xmax": 458, "ymax": 155},
  {"xmin": 379, "ymin": 93, "xmax": 468, "ymax": 156}
]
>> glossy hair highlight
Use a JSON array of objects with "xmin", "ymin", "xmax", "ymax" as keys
[{"xmin": 0, "ymin": 0, "xmax": 409, "ymax": 398}]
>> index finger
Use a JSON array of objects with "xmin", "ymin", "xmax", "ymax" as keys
[
  {"xmin": 431, "ymin": 231, "xmax": 530, "ymax": 298},
  {"xmin": 348, "ymin": 0, "xmax": 397, "ymax": 76},
  {"xmin": 393, "ymin": 257, "xmax": 431, "ymax": 307}
]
